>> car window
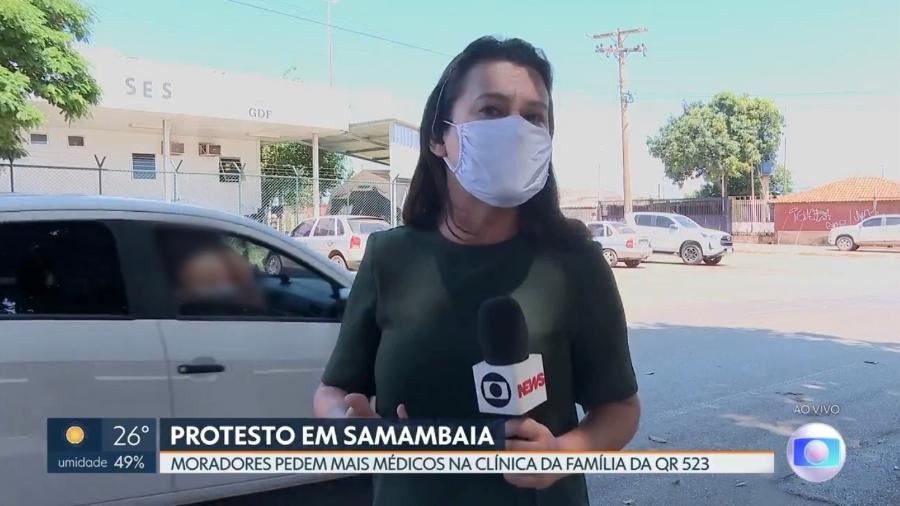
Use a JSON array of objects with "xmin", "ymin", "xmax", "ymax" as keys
[
  {"xmin": 154, "ymin": 225, "xmax": 343, "ymax": 320},
  {"xmin": 335, "ymin": 220, "xmax": 345, "ymax": 235},
  {"xmin": 348, "ymin": 219, "xmax": 390, "ymax": 234},
  {"xmin": 0, "ymin": 221, "xmax": 128, "ymax": 317},
  {"xmin": 611, "ymin": 223, "xmax": 636, "ymax": 234},
  {"xmin": 587, "ymin": 223, "xmax": 604, "ymax": 237},
  {"xmin": 635, "ymin": 215, "xmax": 652, "ymax": 226},
  {"xmin": 291, "ymin": 219, "xmax": 315, "ymax": 237},
  {"xmin": 673, "ymin": 215, "xmax": 700, "ymax": 228},
  {"xmin": 655, "ymin": 216, "xmax": 675, "ymax": 228},
  {"xmin": 861, "ymin": 217, "xmax": 883, "ymax": 227},
  {"xmin": 885, "ymin": 217, "xmax": 900, "ymax": 226},
  {"xmin": 314, "ymin": 218, "xmax": 336, "ymax": 237}
]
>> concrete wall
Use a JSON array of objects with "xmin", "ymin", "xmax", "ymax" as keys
[
  {"xmin": 773, "ymin": 200, "xmax": 900, "ymax": 245},
  {"xmin": 80, "ymin": 46, "xmax": 349, "ymax": 131},
  {"xmin": 12, "ymin": 125, "xmax": 262, "ymax": 216},
  {"xmin": 774, "ymin": 200, "xmax": 900, "ymax": 231}
]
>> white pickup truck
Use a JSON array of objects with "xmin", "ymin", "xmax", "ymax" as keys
[
  {"xmin": 625, "ymin": 212, "xmax": 733, "ymax": 265},
  {"xmin": 828, "ymin": 214, "xmax": 900, "ymax": 251}
]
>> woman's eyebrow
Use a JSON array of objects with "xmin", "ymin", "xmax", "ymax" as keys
[
  {"xmin": 474, "ymin": 92, "xmax": 549, "ymax": 110},
  {"xmin": 474, "ymin": 92, "xmax": 512, "ymax": 103}
]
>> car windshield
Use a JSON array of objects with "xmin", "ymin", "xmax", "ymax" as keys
[
  {"xmin": 611, "ymin": 223, "xmax": 636, "ymax": 234},
  {"xmin": 348, "ymin": 219, "xmax": 390, "ymax": 234},
  {"xmin": 673, "ymin": 216, "xmax": 700, "ymax": 228}
]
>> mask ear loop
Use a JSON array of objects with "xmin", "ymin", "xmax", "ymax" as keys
[
  {"xmin": 430, "ymin": 76, "xmax": 449, "ymax": 140},
  {"xmin": 431, "ymin": 69, "xmax": 475, "ymax": 241}
]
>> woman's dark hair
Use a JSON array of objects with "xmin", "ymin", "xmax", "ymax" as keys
[{"xmin": 401, "ymin": 36, "xmax": 588, "ymax": 246}]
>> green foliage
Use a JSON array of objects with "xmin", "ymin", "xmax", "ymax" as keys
[
  {"xmin": 0, "ymin": 0, "xmax": 101, "ymax": 161},
  {"xmin": 259, "ymin": 142, "xmax": 352, "ymax": 206},
  {"xmin": 647, "ymin": 92, "xmax": 784, "ymax": 197},
  {"xmin": 691, "ymin": 164, "xmax": 794, "ymax": 198}
]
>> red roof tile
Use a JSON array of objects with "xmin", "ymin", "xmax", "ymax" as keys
[{"xmin": 775, "ymin": 177, "xmax": 900, "ymax": 203}]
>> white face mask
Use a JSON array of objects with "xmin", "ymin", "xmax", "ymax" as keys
[{"xmin": 443, "ymin": 115, "xmax": 552, "ymax": 208}]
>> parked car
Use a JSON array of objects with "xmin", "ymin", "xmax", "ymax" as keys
[
  {"xmin": 586, "ymin": 221, "xmax": 652, "ymax": 268},
  {"xmin": 284, "ymin": 215, "xmax": 391, "ymax": 271},
  {"xmin": 625, "ymin": 212, "xmax": 733, "ymax": 265},
  {"xmin": 0, "ymin": 195, "xmax": 354, "ymax": 506},
  {"xmin": 829, "ymin": 214, "xmax": 900, "ymax": 251}
]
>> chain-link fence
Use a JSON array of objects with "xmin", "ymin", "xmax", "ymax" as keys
[{"xmin": 0, "ymin": 163, "xmax": 411, "ymax": 234}]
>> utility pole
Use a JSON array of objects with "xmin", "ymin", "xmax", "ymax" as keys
[
  {"xmin": 324, "ymin": 0, "xmax": 339, "ymax": 87},
  {"xmin": 592, "ymin": 27, "xmax": 647, "ymax": 215}
]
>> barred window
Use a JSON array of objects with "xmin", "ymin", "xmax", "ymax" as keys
[
  {"xmin": 219, "ymin": 157, "xmax": 242, "ymax": 183},
  {"xmin": 132, "ymin": 153, "xmax": 156, "ymax": 180}
]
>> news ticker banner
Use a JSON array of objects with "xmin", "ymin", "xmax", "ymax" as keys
[{"xmin": 48, "ymin": 418, "xmax": 774, "ymax": 475}]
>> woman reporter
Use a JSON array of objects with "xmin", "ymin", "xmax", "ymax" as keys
[{"xmin": 314, "ymin": 36, "xmax": 640, "ymax": 505}]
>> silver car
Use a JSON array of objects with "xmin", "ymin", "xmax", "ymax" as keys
[
  {"xmin": 0, "ymin": 195, "xmax": 352, "ymax": 506},
  {"xmin": 587, "ymin": 221, "xmax": 653, "ymax": 268},
  {"xmin": 287, "ymin": 214, "xmax": 391, "ymax": 270}
]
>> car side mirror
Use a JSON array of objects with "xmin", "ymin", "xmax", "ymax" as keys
[{"xmin": 669, "ymin": 224, "xmax": 678, "ymax": 230}]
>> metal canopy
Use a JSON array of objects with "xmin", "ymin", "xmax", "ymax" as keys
[{"xmin": 312, "ymin": 119, "xmax": 417, "ymax": 166}]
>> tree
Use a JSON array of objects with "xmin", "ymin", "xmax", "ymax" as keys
[
  {"xmin": 259, "ymin": 142, "xmax": 352, "ymax": 207},
  {"xmin": 647, "ymin": 92, "xmax": 784, "ymax": 199},
  {"xmin": 691, "ymin": 164, "xmax": 794, "ymax": 198},
  {"xmin": 0, "ymin": 0, "xmax": 100, "ymax": 162}
]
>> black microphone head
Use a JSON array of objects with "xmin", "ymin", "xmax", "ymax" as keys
[{"xmin": 477, "ymin": 296, "xmax": 529, "ymax": 366}]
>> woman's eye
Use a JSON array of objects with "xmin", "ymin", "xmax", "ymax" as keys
[
  {"xmin": 480, "ymin": 105, "xmax": 502, "ymax": 117},
  {"xmin": 524, "ymin": 114, "xmax": 546, "ymax": 126}
]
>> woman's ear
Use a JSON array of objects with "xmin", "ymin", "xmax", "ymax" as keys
[{"xmin": 429, "ymin": 138, "xmax": 447, "ymax": 158}]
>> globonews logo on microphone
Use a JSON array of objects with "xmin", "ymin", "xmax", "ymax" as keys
[
  {"xmin": 787, "ymin": 423, "xmax": 846, "ymax": 482},
  {"xmin": 480, "ymin": 372, "xmax": 511, "ymax": 408}
]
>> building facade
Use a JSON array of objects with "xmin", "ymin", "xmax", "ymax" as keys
[
  {"xmin": 773, "ymin": 177, "xmax": 900, "ymax": 244},
  {"xmin": 3, "ymin": 46, "xmax": 420, "ymax": 221}
]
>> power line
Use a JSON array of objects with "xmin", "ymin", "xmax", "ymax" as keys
[{"xmin": 223, "ymin": 0, "xmax": 452, "ymax": 57}]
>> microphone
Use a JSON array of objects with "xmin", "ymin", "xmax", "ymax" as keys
[{"xmin": 472, "ymin": 296, "xmax": 546, "ymax": 415}]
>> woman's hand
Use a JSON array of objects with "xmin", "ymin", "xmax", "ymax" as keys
[
  {"xmin": 503, "ymin": 417, "xmax": 564, "ymax": 490},
  {"xmin": 344, "ymin": 393, "xmax": 408, "ymax": 419},
  {"xmin": 313, "ymin": 384, "xmax": 408, "ymax": 419}
]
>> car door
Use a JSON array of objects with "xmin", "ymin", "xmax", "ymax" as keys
[
  {"xmin": 653, "ymin": 216, "xmax": 678, "ymax": 252},
  {"xmin": 632, "ymin": 215, "xmax": 655, "ymax": 246},
  {"xmin": 884, "ymin": 216, "xmax": 900, "ymax": 245},
  {"xmin": 602, "ymin": 224, "xmax": 621, "ymax": 250},
  {"xmin": 858, "ymin": 217, "xmax": 884, "ymax": 244},
  {"xmin": 290, "ymin": 218, "xmax": 316, "ymax": 246},
  {"xmin": 310, "ymin": 217, "xmax": 337, "ymax": 257},
  {"xmin": 0, "ymin": 217, "xmax": 173, "ymax": 506},
  {"xmin": 148, "ymin": 221, "xmax": 345, "ymax": 493}
]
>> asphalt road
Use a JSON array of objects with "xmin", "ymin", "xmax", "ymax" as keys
[
  {"xmin": 587, "ymin": 245, "xmax": 900, "ymax": 506},
  {"xmin": 201, "ymin": 245, "xmax": 900, "ymax": 506}
]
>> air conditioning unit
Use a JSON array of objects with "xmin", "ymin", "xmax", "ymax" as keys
[
  {"xmin": 160, "ymin": 141, "xmax": 185, "ymax": 156},
  {"xmin": 199, "ymin": 142, "xmax": 222, "ymax": 156}
]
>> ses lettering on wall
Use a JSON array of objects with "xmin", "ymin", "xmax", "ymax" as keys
[
  {"xmin": 123, "ymin": 78, "xmax": 274, "ymax": 121},
  {"xmin": 125, "ymin": 78, "xmax": 173, "ymax": 100}
]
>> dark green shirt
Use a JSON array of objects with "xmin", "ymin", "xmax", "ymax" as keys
[{"xmin": 322, "ymin": 226, "xmax": 637, "ymax": 506}]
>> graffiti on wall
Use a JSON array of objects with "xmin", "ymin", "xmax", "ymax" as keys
[
  {"xmin": 788, "ymin": 207, "xmax": 846, "ymax": 229},
  {"xmin": 776, "ymin": 201, "xmax": 900, "ymax": 233}
]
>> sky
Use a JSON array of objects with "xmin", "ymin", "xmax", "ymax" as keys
[{"xmin": 82, "ymin": 0, "xmax": 900, "ymax": 197}]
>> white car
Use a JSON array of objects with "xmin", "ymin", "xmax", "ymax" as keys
[
  {"xmin": 586, "ymin": 221, "xmax": 652, "ymax": 268},
  {"xmin": 287, "ymin": 215, "xmax": 391, "ymax": 270},
  {"xmin": 829, "ymin": 214, "xmax": 900, "ymax": 251},
  {"xmin": 0, "ymin": 195, "xmax": 353, "ymax": 506},
  {"xmin": 625, "ymin": 212, "xmax": 733, "ymax": 265}
]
